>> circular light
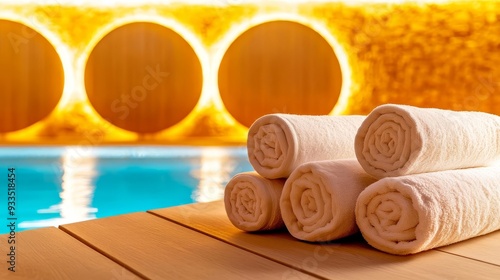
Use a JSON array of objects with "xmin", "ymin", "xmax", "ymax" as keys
[
  {"xmin": 218, "ymin": 20, "xmax": 343, "ymax": 127},
  {"xmin": 0, "ymin": 19, "xmax": 64, "ymax": 133},
  {"xmin": 85, "ymin": 22, "xmax": 203, "ymax": 134}
]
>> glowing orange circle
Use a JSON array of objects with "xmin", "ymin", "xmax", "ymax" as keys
[
  {"xmin": 218, "ymin": 20, "xmax": 343, "ymax": 127},
  {"xmin": 0, "ymin": 19, "xmax": 64, "ymax": 133},
  {"xmin": 85, "ymin": 22, "xmax": 203, "ymax": 134}
]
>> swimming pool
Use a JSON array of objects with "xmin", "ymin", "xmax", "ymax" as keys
[{"xmin": 0, "ymin": 146, "xmax": 253, "ymax": 234}]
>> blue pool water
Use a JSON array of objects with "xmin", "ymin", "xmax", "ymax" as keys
[{"xmin": 0, "ymin": 146, "xmax": 253, "ymax": 234}]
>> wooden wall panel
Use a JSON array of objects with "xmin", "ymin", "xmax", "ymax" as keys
[
  {"xmin": 85, "ymin": 22, "xmax": 203, "ymax": 134},
  {"xmin": 218, "ymin": 20, "xmax": 343, "ymax": 127},
  {"xmin": 0, "ymin": 20, "xmax": 64, "ymax": 133}
]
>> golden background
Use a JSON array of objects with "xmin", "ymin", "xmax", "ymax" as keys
[{"xmin": 0, "ymin": 0, "xmax": 499, "ymax": 145}]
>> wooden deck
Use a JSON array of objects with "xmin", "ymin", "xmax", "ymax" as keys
[{"xmin": 1, "ymin": 201, "xmax": 500, "ymax": 279}]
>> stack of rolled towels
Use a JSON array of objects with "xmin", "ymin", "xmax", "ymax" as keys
[{"xmin": 223, "ymin": 104, "xmax": 500, "ymax": 255}]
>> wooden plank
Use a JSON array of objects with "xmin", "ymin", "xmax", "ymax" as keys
[
  {"xmin": 437, "ymin": 230, "xmax": 500, "ymax": 266},
  {"xmin": 60, "ymin": 212, "xmax": 317, "ymax": 280},
  {"xmin": 150, "ymin": 201, "xmax": 500, "ymax": 280},
  {"xmin": 0, "ymin": 227, "xmax": 141, "ymax": 280}
]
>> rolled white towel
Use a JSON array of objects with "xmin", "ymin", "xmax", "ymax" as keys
[
  {"xmin": 224, "ymin": 172, "xmax": 285, "ymax": 231},
  {"xmin": 280, "ymin": 159, "xmax": 376, "ymax": 242},
  {"xmin": 248, "ymin": 114, "xmax": 365, "ymax": 179},
  {"xmin": 355, "ymin": 166, "xmax": 500, "ymax": 255},
  {"xmin": 355, "ymin": 104, "xmax": 500, "ymax": 178}
]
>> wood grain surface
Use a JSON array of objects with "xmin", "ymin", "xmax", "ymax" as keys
[
  {"xmin": 218, "ymin": 20, "xmax": 343, "ymax": 127},
  {"xmin": 61, "ymin": 212, "xmax": 317, "ymax": 280},
  {"xmin": 150, "ymin": 201, "xmax": 500, "ymax": 279},
  {"xmin": 0, "ymin": 227, "xmax": 141, "ymax": 280},
  {"xmin": 437, "ymin": 230, "xmax": 500, "ymax": 266},
  {"xmin": 85, "ymin": 22, "xmax": 202, "ymax": 134},
  {"xmin": 0, "ymin": 20, "xmax": 64, "ymax": 133}
]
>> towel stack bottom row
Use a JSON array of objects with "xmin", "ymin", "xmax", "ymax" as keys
[{"xmin": 224, "ymin": 104, "xmax": 500, "ymax": 255}]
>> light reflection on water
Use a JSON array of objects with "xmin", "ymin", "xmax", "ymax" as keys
[
  {"xmin": 0, "ymin": 146, "xmax": 252, "ymax": 233},
  {"xmin": 191, "ymin": 147, "xmax": 235, "ymax": 202},
  {"xmin": 22, "ymin": 149, "xmax": 99, "ymax": 229}
]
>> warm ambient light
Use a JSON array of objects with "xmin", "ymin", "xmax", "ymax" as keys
[
  {"xmin": 216, "ymin": 15, "xmax": 348, "ymax": 127},
  {"xmin": 19, "ymin": 148, "xmax": 98, "ymax": 230},
  {"xmin": 0, "ymin": 0, "xmax": 498, "ymax": 144},
  {"xmin": 191, "ymin": 147, "xmax": 235, "ymax": 202},
  {"xmin": 84, "ymin": 19, "xmax": 204, "ymax": 134}
]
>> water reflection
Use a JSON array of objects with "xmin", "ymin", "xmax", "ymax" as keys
[
  {"xmin": 191, "ymin": 148, "xmax": 236, "ymax": 203},
  {"xmin": 12, "ymin": 146, "xmax": 252, "ymax": 232},
  {"xmin": 59, "ymin": 148, "xmax": 98, "ymax": 221},
  {"xmin": 19, "ymin": 147, "xmax": 98, "ymax": 229}
]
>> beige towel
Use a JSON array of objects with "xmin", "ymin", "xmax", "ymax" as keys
[
  {"xmin": 355, "ymin": 104, "xmax": 500, "ymax": 178},
  {"xmin": 224, "ymin": 172, "xmax": 285, "ymax": 231},
  {"xmin": 248, "ymin": 114, "xmax": 365, "ymax": 179},
  {"xmin": 355, "ymin": 166, "xmax": 500, "ymax": 255},
  {"xmin": 280, "ymin": 159, "xmax": 377, "ymax": 242}
]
